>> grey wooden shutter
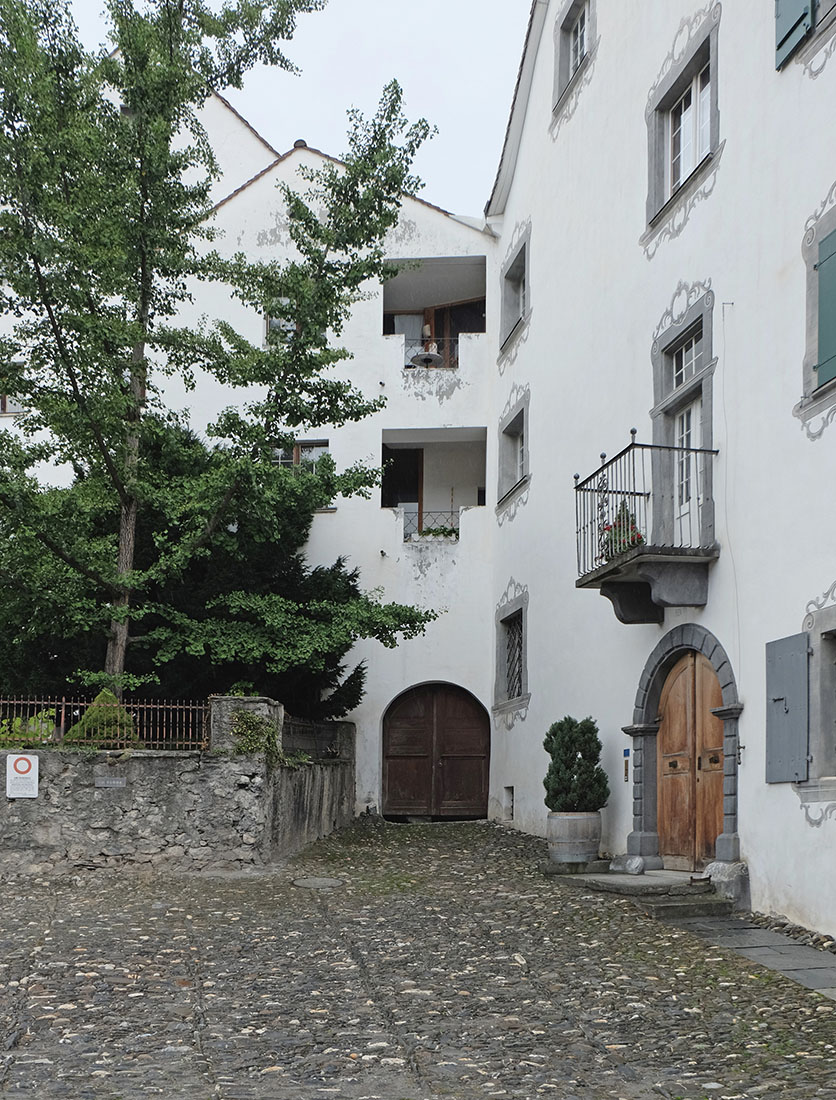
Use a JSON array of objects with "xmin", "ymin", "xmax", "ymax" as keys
[
  {"xmin": 816, "ymin": 227, "xmax": 836, "ymax": 387},
  {"xmin": 765, "ymin": 633, "xmax": 809, "ymax": 782},
  {"xmin": 776, "ymin": 0, "xmax": 813, "ymax": 68}
]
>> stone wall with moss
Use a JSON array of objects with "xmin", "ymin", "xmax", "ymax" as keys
[{"xmin": 0, "ymin": 740, "xmax": 354, "ymax": 873}]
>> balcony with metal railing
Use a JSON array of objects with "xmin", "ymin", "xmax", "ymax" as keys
[{"xmin": 574, "ymin": 430, "xmax": 719, "ymax": 623}]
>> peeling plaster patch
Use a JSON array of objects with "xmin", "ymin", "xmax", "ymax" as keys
[
  {"xmin": 256, "ymin": 218, "xmax": 292, "ymax": 249},
  {"xmin": 400, "ymin": 368, "xmax": 464, "ymax": 403},
  {"xmin": 386, "ymin": 218, "xmax": 419, "ymax": 247},
  {"xmin": 407, "ymin": 540, "xmax": 458, "ymax": 582}
]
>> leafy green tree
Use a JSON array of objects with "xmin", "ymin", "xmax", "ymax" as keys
[{"xmin": 0, "ymin": 0, "xmax": 434, "ymax": 697}]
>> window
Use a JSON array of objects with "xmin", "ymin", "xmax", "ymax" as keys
[
  {"xmin": 553, "ymin": 0, "xmax": 597, "ymax": 112},
  {"xmin": 796, "ymin": 199, "xmax": 836, "ymax": 435},
  {"xmin": 776, "ymin": 0, "xmax": 836, "ymax": 70},
  {"xmin": 503, "ymin": 611, "xmax": 524, "ymax": 701},
  {"xmin": 669, "ymin": 65, "xmax": 710, "ymax": 195},
  {"xmin": 497, "ymin": 391, "xmax": 529, "ymax": 505},
  {"xmin": 0, "ymin": 393, "xmax": 23, "ymax": 417},
  {"xmin": 645, "ymin": 13, "xmax": 720, "ymax": 227},
  {"xmin": 650, "ymin": 286, "xmax": 716, "ymax": 547},
  {"xmin": 570, "ymin": 3, "xmax": 587, "ymax": 76},
  {"xmin": 494, "ymin": 582, "xmax": 529, "ymax": 712},
  {"xmin": 500, "ymin": 239, "xmax": 529, "ymax": 349},
  {"xmin": 278, "ymin": 439, "xmax": 329, "ymax": 472}
]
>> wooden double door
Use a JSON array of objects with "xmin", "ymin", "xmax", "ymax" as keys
[
  {"xmin": 382, "ymin": 684, "xmax": 490, "ymax": 818},
  {"xmin": 657, "ymin": 653, "xmax": 724, "ymax": 870}
]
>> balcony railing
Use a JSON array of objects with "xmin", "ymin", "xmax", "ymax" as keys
[
  {"xmin": 402, "ymin": 337, "xmax": 460, "ymax": 370},
  {"xmin": 574, "ymin": 433, "xmax": 718, "ymax": 578},
  {"xmin": 403, "ymin": 510, "xmax": 460, "ymax": 540}
]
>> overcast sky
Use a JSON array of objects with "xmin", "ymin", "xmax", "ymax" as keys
[{"xmin": 70, "ymin": 0, "xmax": 532, "ymax": 216}]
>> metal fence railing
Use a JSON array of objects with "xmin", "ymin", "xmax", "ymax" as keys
[
  {"xmin": 574, "ymin": 432, "xmax": 718, "ymax": 577},
  {"xmin": 403, "ymin": 510, "xmax": 460, "ymax": 540},
  {"xmin": 0, "ymin": 696, "xmax": 209, "ymax": 751}
]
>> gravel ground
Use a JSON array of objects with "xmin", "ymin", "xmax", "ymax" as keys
[{"xmin": 0, "ymin": 818, "xmax": 833, "ymax": 1099}]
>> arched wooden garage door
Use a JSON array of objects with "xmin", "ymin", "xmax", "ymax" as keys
[{"xmin": 382, "ymin": 684, "xmax": 490, "ymax": 818}]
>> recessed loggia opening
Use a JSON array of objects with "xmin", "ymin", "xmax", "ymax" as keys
[
  {"xmin": 381, "ymin": 427, "xmax": 487, "ymax": 540},
  {"xmin": 383, "ymin": 256, "xmax": 486, "ymax": 369},
  {"xmin": 574, "ymin": 429, "xmax": 719, "ymax": 623}
]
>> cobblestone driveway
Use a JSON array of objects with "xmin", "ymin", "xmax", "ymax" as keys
[{"xmin": 1, "ymin": 820, "xmax": 834, "ymax": 1099}]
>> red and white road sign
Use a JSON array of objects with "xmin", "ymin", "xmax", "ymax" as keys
[{"xmin": 6, "ymin": 754, "xmax": 38, "ymax": 798}]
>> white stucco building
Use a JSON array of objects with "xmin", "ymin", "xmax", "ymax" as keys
[{"xmin": 7, "ymin": 0, "xmax": 834, "ymax": 934}]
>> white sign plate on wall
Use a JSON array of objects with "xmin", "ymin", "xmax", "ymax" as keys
[{"xmin": 6, "ymin": 755, "xmax": 39, "ymax": 798}]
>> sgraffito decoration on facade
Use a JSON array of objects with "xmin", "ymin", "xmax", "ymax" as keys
[
  {"xmin": 497, "ymin": 219, "xmax": 532, "ymax": 376},
  {"xmin": 549, "ymin": 36, "xmax": 600, "ymax": 142},
  {"xmin": 493, "ymin": 578, "xmax": 530, "ymax": 731},
  {"xmin": 651, "ymin": 279, "xmax": 714, "ymax": 352}
]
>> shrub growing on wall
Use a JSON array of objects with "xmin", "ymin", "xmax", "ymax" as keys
[{"xmin": 64, "ymin": 690, "xmax": 137, "ymax": 750}]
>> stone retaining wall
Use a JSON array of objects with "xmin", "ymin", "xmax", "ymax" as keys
[{"xmin": 0, "ymin": 726, "xmax": 354, "ymax": 873}]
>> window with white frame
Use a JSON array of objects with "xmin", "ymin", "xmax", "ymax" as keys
[
  {"xmin": 0, "ymin": 393, "xmax": 23, "ymax": 416},
  {"xmin": 553, "ymin": 0, "xmax": 597, "ymax": 111},
  {"xmin": 669, "ymin": 64, "xmax": 710, "ymax": 196},
  {"xmin": 569, "ymin": 3, "xmax": 587, "ymax": 76},
  {"xmin": 645, "ymin": 16, "xmax": 720, "ymax": 226},
  {"xmin": 651, "ymin": 290, "xmax": 716, "ymax": 548}
]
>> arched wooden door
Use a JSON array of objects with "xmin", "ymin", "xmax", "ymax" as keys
[
  {"xmin": 382, "ymin": 684, "xmax": 490, "ymax": 818},
  {"xmin": 657, "ymin": 653, "xmax": 724, "ymax": 870}
]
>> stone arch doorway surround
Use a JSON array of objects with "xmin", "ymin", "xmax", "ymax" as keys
[
  {"xmin": 382, "ymin": 682, "xmax": 490, "ymax": 819},
  {"xmin": 624, "ymin": 624, "xmax": 742, "ymax": 868}
]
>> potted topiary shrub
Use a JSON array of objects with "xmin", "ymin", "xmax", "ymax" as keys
[{"xmin": 543, "ymin": 715, "xmax": 610, "ymax": 866}]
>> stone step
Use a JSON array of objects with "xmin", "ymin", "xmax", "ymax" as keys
[{"xmin": 633, "ymin": 893, "xmax": 734, "ymax": 920}]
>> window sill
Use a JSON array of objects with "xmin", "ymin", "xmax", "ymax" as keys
[
  {"xmin": 649, "ymin": 151, "xmax": 715, "ymax": 230},
  {"xmin": 553, "ymin": 52, "xmax": 590, "ymax": 114},
  {"xmin": 650, "ymin": 357, "xmax": 717, "ymax": 417},
  {"xmin": 492, "ymin": 693, "xmax": 531, "ymax": 717},
  {"xmin": 496, "ymin": 474, "xmax": 530, "ymax": 512},
  {"xmin": 314, "ymin": 507, "xmax": 338, "ymax": 514},
  {"xmin": 499, "ymin": 311, "xmax": 530, "ymax": 356},
  {"xmin": 793, "ymin": 373, "xmax": 836, "ymax": 439}
]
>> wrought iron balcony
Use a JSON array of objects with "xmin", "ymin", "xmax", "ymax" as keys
[
  {"xmin": 403, "ymin": 509, "xmax": 460, "ymax": 540},
  {"xmin": 574, "ymin": 431, "xmax": 719, "ymax": 623}
]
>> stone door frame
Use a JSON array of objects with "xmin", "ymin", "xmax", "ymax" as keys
[{"xmin": 623, "ymin": 624, "xmax": 742, "ymax": 867}]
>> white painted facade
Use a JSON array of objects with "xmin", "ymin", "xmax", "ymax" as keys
[{"xmin": 7, "ymin": 1, "xmax": 836, "ymax": 935}]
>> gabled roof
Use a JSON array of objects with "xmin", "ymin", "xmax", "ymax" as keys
[
  {"xmin": 211, "ymin": 141, "xmax": 486, "ymax": 230},
  {"xmin": 485, "ymin": 0, "xmax": 548, "ymax": 218},
  {"xmin": 209, "ymin": 89, "xmax": 282, "ymax": 159}
]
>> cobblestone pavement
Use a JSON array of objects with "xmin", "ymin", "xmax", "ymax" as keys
[{"xmin": 1, "ymin": 819, "xmax": 834, "ymax": 1099}]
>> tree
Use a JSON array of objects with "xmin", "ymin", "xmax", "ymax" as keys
[{"xmin": 0, "ymin": 0, "xmax": 435, "ymax": 699}]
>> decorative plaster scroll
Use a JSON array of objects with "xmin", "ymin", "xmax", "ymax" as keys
[
  {"xmin": 496, "ymin": 576, "xmax": 528, "ymax": 613},
  {"xmin": 492, "ymin": 696, "xmax": 530, "ymax": 731},
  {"xmin": 804, "ymin": 179, "xmax": 836, "ymax": 242},
  {"xmin": 801, "ymin": 801, "xmax": 836, "ymax": 827},
  {"xmin": 644, "ymin": 2, "xmax": 722, "ymax": 121},
  {"xmin": 795, "ymin": 399, "xmax": 836, "ymax": 441},
  {"xmin": 652, "ymin": 280, "xmax": 713, "ymax": 350},
  {"xmin": 498, "ymin": 382, "xmax": 530, "ymax": 427},
  {"xmin": 549, "ymin": 38, "xmax": 600, "ymax": 142},
  {"xmin": 803, "ymin": 578, "xmax": 836, "ymax": 631},
  {"xmin": 641, "ymin": 143, "xmax": 725, "ymax": 260},
  {"xmin": 801, "ymin": 17, "xmax": 836, "ymax": 79},
  {"xmin": 496, "ymin": 480, "xmax": 530, "ymax": 526},
  {"xmin": 497, "ymin": 220, "xmax": 532, "ymax": 376}
]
